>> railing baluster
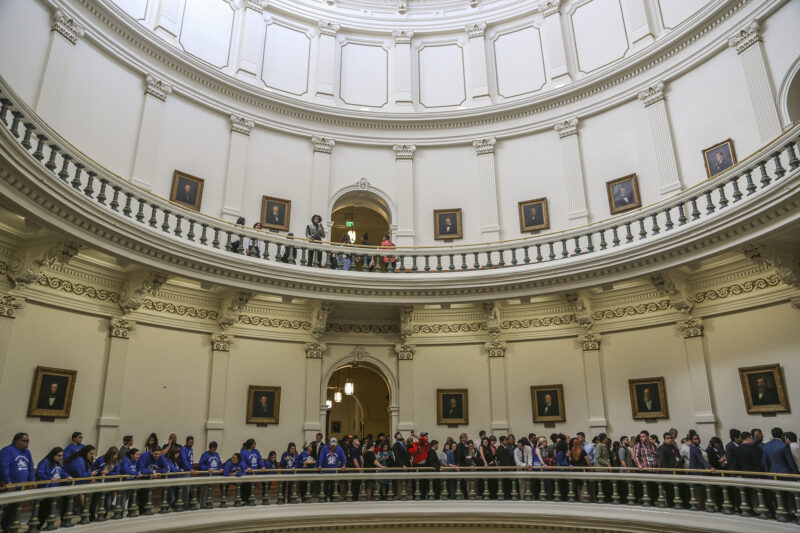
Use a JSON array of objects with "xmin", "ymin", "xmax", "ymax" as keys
[
  {"xmin": 744, "ymin": 169, "xmax": 757, "ymax": 195},
  {"xmin": 135, "ymin": 198, "xmax": 146, "ymax": 221},
  {"xmin": 33, "ymin": 134, "xmax": 47, "ymax": 161},
  {"xmin": 624, "ymin": 222, "xmax": 633, "ymax": 243},
  {"xmin": 548, "ymin": 241, "xmax": 556, "ymax": 260},
  {"xmin": 424, "ymin": 255, "xmax": 431, "ymax": 273},
  {"xmin": 599, "ymin": 230, "xmax": 607, "ymax": 250},
  {"xmin": 58, "ymin": 153, "xmax": 72, "ymax": 182},
  {"xmin": 650, "ymin": 213, "xmax": 660, "ymax": 235},
  {"xmin": 486, "ymin": 251, "xmax": 493, "ymax": 269},
  {"xmin": 573, "ymin": 236, "xmax": 581, "ymax": 255},
  {"xmin": 200, "ymin": 223, "xmax": 209, "ymax": 245},
  {"xmin": 460, "ymin": 253, "xmax": 468, "ymax": 271},
  {"xmin": 9, "ymin": 110, "xmax": 24, "ymax": 137},
  {"xmin": 262, "ymin": 481, "xmax": 270, "ymax": 505},
  {"xmin": 716, "ymin": 183, "xmax": 728, "ymax": 208},
  {"xmin": 585, "ymin": 233, "xmax": 594, "ymax": 253},
  {"xmin": 523, "ymin": 246, "xmax": 530, "ymax": 264},
  {"xmin": 772, "ymin": 151, "xmax": 786, "ymax": 179},
  {"xmin": 560, "ymin": 238, "xmax": 569, "ymax": 258},
  {"xmin": 757, "ymin": 160, "xmax": 770, "ymax": 188},
  {"xmin": 262, "ymin": 239, "xmax": 270, "ymax": 261},
  {"xmin": 436, "ymin": 254, "xmax": 443, "ymax": 272},
  {"xmin": 730, "ymin": 175, "xmax": 743, "ymax": 203},
  {"xmin": 212, "ymin": 228, "xmax": 221, "ymax": 249},
  {"xmin": 689, "ymin": 197, "xmax": 700, "ymax": 220},
  {"xmin": 21, "ymin": 123, "xmax": 35, "ymax": 149},
  {"xmin": 611, "ymin": 227, "xmax": 620, "ymax": 247},
  {"xmin": 626, "ymin": 480, "xmax": 635, "ymax": 505},
  {"xmin": 611, "ymin": 479, "xmax": 620, "ymax": 504},
  {"xmin": 535, "ymin": 243, "xmax": 543, "ymax": 262},
  {"xmin": 161, "ymin": 210, "xmax": 171, "ymax": 233},
  {"xmin": 688, "ymin": 484, "xmax": 699, "ymax": 511},
  {"xmin": 143, "ymin": 487, "xmax": 154, "ymax": 515},
  {"xmin": 638, "ymin": 217, "xmax": 647, "ymax": 239},
  {"xmin": 704, "ymin": 190, "xmax": 715, "ymax": 214},
  {"xmin": 738, "ymin": 487, "xmax": 751, "ymax": 516},
  {"xmin": 234, "ymin": 482, "xmax": 243, "ymax": 507},
  {"xmin": 448, "ymin": 253, "xmax": 455, "ymax": 271},
  {"xmin": 498, "ymin": 249, "xmax": 506, "ymax": 268},
  {"xmin": 148, "ymin": 204, "xmax": 159, "ymax": 228},
  {"xmin": 71, "ymin": 162, "xmax": 84, "ymax": 190},
  {"xmin": 785, "ymin": 141, "xmax": 800, "ymax": 170},
  {"xmin": 510, "ymin": 247, "xmax": 517, "ymax": 266},
  {"xmin": 160, "ymin": 486, "xmax": 170, "ymax": 514},
  {"xmin": 97, "ymin": 177, "xmax": 108, "ymax": 205},
  {"xmin": 84, "ymin": 170, "xmax": 96, "ymax": 198},
  {"xmin": 0, "ymin": 98, "xmax": 11, "ymax": 124},
  {"xmin": 775, "ymin": 489, "xmax": 789, "ymax": 522},
  {"xmin": 174, "ymin": 214, "xmax": 183, "ymax": 237},
  {"xmin": 677, "ymin": 203, "xmax": 688, "ymax": 226},
  {"xmin": 127, "ymin": 489, "xmax": 139, "ymax": 517},
  {"xmin": 721, "ymin": 486, "xmax": 733, "ymax": 515},
  {"xmin": 26, "ymin": 499, "xmax": 41, "ymax": 532},
  {"xmin": 45, "ymin": 144, "xmax": 60, "ymax": 171},
  {"xmin": 656, "ymin": 482, "xmax": 666, "ymax": 508}
]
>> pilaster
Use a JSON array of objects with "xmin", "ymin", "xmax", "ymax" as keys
[
  {"xmin": 315, "ymin": 21, "xmax": 340, "ymax": 98},
  {"xmin": 554, "ymin": 119, "xmax": 589, "ymax": 224},
  {"xmin": 392, "ymin": 31, "xmax": 414, "ymax": 105},
  {"xmin": 578, "ymin": 333, "xmax": 607, "ymax": 431},
  {"xmin": 394, "ymin": 343, "xmax": 415, "ymax": 431},
  {"xmin": 485, "ymin": 341, "xmax": 508, "ymax": 433},
  {"xmin": 36, "ymin": 9, "xmax": 85, "ymax": 123},
  {"xmin": 221, "ymin": 115, "xmax": 255, "ymax": 221},
  {"xmin": 304, "ymin": 342, "xmax": 326, "ymax": 442},
  {"xmin": 677, "ymin": 318, "xmax": 717, "ymax": 427},
  {"xmin": 206, "ymin": 333, "xmax": 234, "ymax": 447},
  {"xmin": 638, "ymin": 82, "xmax": 683, "ymax": 195},
  {"xmin": 310, "ymin": 136, "xmax": 335, "ymax": 219},
  {"xmin": 97, "ymin": 318, "xmax": 136, "ymax": 451},
  {"xmin": 131, "ymin": 75, "xmax": 173, "ymax": 190},
  {"xmin": 622, "ymin": 0, "xmax": 655, "ymax": 47},
  {"xmin": 539, "ymin": 1, "xmax": 571, "ymax": 84},
  {"xmin": 393, "ymin": 144, "xmax": 417, "ymax": 246},
  {"xmin": 472, "ymin": 137, "xmax": 500, "ymax": 241},
  {"xmin": 0, "ymin": 296, "xmax": 24, "ymax": 384},
  {"xmin": 465, "ymin": 23, "xmax": 490, "ymax": 101},
  {"xmin": 234, "ymin": 1, "xmax": 268, "ymax": 78}
]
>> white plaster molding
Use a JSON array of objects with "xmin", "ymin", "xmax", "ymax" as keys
[
  {"xmin": 677, "ymin": 317, "xmax": 703, "ymax": 338},
  {"xmin": 109, "ymin": 317, "xmax": 136, "ymax": 339},
  {"xmin": 7, "ymin": 240, "xmax": 81, "ymax": 289},
  {"xmin": 743, "ymin": 244, "xmax": 800, "ymax": 288},
  {"xmin": 394, "ymin": 342, "xmax": 415, "ymax": 360},
  {"xmin": 311, "ymin": 300, "xmax": 333, "ymax": 340},
  {"xmin": 650, "ymin": 272, "xmax": 693, "ymax": 314},
  {"xmin": 230, "ymin": 114, "xmax": 255, "ymax": 135},
  {"xmin": 637, "ymin": 82, "xmax": 665, "ymax": 108},
  {"xmin": 392, "ymin": 144, "xmax": 416, "ymax": 160},
  {"xmin": 465, "ymin": 22, "xmax": 487, "ymax": 39},
  {"xmin": 51, "ymin": 8, "xmax": 86, "ymax": 45},
  {"xmin": 118, "ymin": 270, "xmax": 169, "ymax": 313},
  {"xmin": 553, "ymin": 118, "xmax": 578, "ymax": 138},
  {"xmin": 218, "ymin": 290, "xmax": 253, "ymax": 329},
  {"xmin": 211, "ymin": 332, "xmax": 234, "ymax": 351},
  {"xmin": 472, "ymin": 137, "xmax": 496, "ymax": 155},
  {"xmin": 311, "ymin": 135, "xmax": 336, "ymax": 154},
  {"xmin": 485, "ymin": 340, "xmax": 506, "ymax": 357},
  {"xmin": 304, "ymin": 341, "xmax": 327, "ymax": 358},
  {"xmin": 578, "ymin": 332, "xmax": 600, "ymax": 351},
  {"xmin": 144, "ymin": 74, "xmax": 173, "ymax": 102},
  {"xmin": 318, "ymin": 21, "xmax": 341, "ymax": 37},
  {"xmin": 728, "ymin": 20, "xmax": 761, "ymax": 54},
  {"xmin": 392, "ymin": 30, "xmax": 414, "ymax": 45},
  {"xmin": 539, "ymin": 0, "xmax": 561, "ymax": 18}
]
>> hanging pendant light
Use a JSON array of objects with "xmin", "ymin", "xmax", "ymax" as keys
[
  {"xmin": 326, "ymin": 399, "xmax": 333, "ymax": 409},
  {"xmin": 334, "ymin": 390, "xmax": 343, "ymax": 403},
  {"xmin": 344, "ymin": 377, "xmax": 354, "ymax": 396}
]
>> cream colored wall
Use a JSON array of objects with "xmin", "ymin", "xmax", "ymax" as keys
[{"xmin": 0, "ymin": 0, "xmax": 52, "ymax": 105}]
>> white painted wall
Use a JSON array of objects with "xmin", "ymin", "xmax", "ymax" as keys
[{"xmin": 0, "ymin": 0, "xmax": 52, "ymax": 105}]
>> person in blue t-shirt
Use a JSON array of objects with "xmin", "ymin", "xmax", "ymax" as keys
[
  {"xmin": 317, "ymin": 437, "xmax": 346, "ymax": 501},
  {"xmin": 91, "ymin": 447, "xmax": 120, "ymax": 514},
  {"xmin": 162, "ymin": 445, "xmax": 189, "ymax": 508},
  {"xmin": 180, "ymin": 436, "xmax": 195, "ymax": 472},
  {"xmin": 63, "ymin": 432, "xmax": 84, "ymax": 464},
  {"xmin": 64, "ymin": 445, "xmax": 99, "ymax": 482},
  {"xmin": 136, "ymin": 446, "xmax": 167, "ymax": 510},
  {"xmin": 35, "ymin": 447, "xmax": 72, "ymax": 525},
  {"xmin": 223, "ymin": 453, "xmax": 244, "ymax": 477},
  {"xmin": 279, "ymin": 443, "xmax": 301, "ymax": 503},
  {"xmin": 298, "ymin": 443, "xmax": 317, "ymax": 502},
  {"xmin": 0, "ymin": 433, "xmax": 35, "ymax": 530},
  {"xmin": 240, "ymin": 439, "xmax": 265, "ymax": 503},
  {"xmin": 118, "ymin": 448, "xmax": 144, "ymax": 513},
  {"xmin": 198, "ymin": 442, "xmax": 223, "ymax": 507}
]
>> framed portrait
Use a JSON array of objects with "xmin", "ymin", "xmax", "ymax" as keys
[
  {"xmin": 739, "ymin": 364, "xmax": 790, "ymax": 414},
  {"xmin": 331, "ymin": 421, "xmax": 342, "ymax": 434},
  {"xmin": 437, "ymin": 388, "xmax": 468, "ymax": 425},
  {"xmin": 518, "ymin": 198, "xmax": 550, "ymax": 233},
  {"xmin": 169, "ymin": 170, "xmax": 204, "ymax": 211},
  {"xmin": 702, "ymin": 139, "xmax": 737, "ymax": 179},
  {"xmin": 260, "ymin": 196, "xmax": 291, "ymax": 232},
  {"xmin": 27, "ymin": 366, "xmax": 77, "ymax": 418},
  {"xmin": 433, "ymin": 209, "xmax": 463, "ymax": 240},
  {"xmin": 606, "ymin": 174, "xmax": 642, "ymax": 215},
  {"xmin": 530, "ymin": 384, "xmax": 565, "ymax": 423},
  {"xmin": 628, "ymin": 377, "xmax": 669, "ymax": 420},
  {"xmin": 246, "ymin": 385, "xmax": 281, "ymax": 424}
]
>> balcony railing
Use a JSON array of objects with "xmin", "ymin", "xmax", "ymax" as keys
[
  {"xmin": 0, "ymin": 467, "xmax": 798, "ymax": 531},
  {"xmin": 1, "ymin": 76, "xmax": 799, "ymax": 276}
]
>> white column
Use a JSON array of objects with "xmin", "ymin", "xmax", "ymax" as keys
[
  {"xmin": 220, "ymin": 115, "xmax": 254, "ymax": 221},
  {"xmin": 153, "ymin": 0, "xmax": 182, "ymax": 44},
  {"xmin": 638, "ymin": 82, "xmax": 682, "ymax": 195},
  {"xmin": 554, "ymin": 119, "xmax": 589, "ymax": 224},
  {"xmin": 315, "ymin": 21, "xmax": 340, "ymax": 99},
  {"xmin": 0, "ymin": 296, "xmax": 24, "ymax": 384},
  {"xmin": 36, "ymin": 10, "xmax": 85, "ymax": 123},
  {"xmin": 205, "ymin": 334, "xmax": 233, "ymax": 448},
  {"xmin": 97, "ymin": 319, "xmax": 136, "ymax": 452},
  {"xmin": 728, "ymin": 21, "xmax": 782, "ymax": 142},
  {"xmin": 130, "ymin": 75, "xmax": 172, "ymax": 190},
  {"xmin": 465, "ymin": 23, "xmax": 490, "ymax": 101},
  {"xmin": 395, "ymin": 344, "xmax": 416, "ymax": 432},
  {"xmin": 392, "ymin": 31, "xmax": 414, "ymax": 106},
  {"xmin": 233, "ymin": 1, "xmax": 268, "ymax": 79},
  {"xmin": 304, "ymin": 342, "xmax": 326, "ymax": 443},
  {"xmin": 539, "ymin": 2, "xmax": 571, "ymax": 84},
  {"xmin": 310, "ymin": 136, "xmax": 335, "ymax": 220},
  {"xmin": 485, "ymin": 341, "xmax": 509, "ymax": 433},
  {"xmin": 473, "ymin": 138, "xmax": 501, "ymax": 241},
  {"xmin": 579, "ymin": 334, "xmax": 607, "ymax": 432},
  {"xmin": 393, "ymin": 144, "xmax": 416, "ymax": 246},
  {"xmin": 622, "ymin": 0, "xmax": 655, "ymax": 48},
  {"xmin": 677, "ymin": 319, "xmax": 717, "ymax": 429}
]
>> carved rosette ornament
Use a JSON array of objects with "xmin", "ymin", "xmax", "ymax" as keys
[
  {"xmin": 728, "ymin": 21, "xmax": 761, "ymax": 54},
  {"xmin": 230, "ymin": 115, "xmax": 255, "ymax": 136},
  {"xmin": 211, "ymin": 333, "xmax": 234, "ymax": 352},
  {"xmin": 305, "ymin": 342, "xmax": 327, "ymax": 359},
  {"xmin": 350, "ymin": 345, "xmax": 369, "ymax": 363},
  {"xmin": 8, "ymin": 240, "xmax": 81, "ymax": 288},
  {"xmin": 392, "ymin": 30, "xmax": 414, "ymax": 45},
  {"xmin": 393, "ymin": 144, "xmax": 416, "ymax": 160},
  {"xmin": 677, "ymin": 318, "xmax": 704, "ymax": 339},
  {"xmin": 311, "ymin": 135, "xmax": 335, "ymax": 154},
  {"xmin": 109, "ymin": 318, "xmax": 135, "ymax": 339},
  {"xmin": 485, "ymin": 340, "xmax": 506, "ymax": 358},
  {"xmin": 51, "ymin": 9, "xmax": 85, "ymax": 44},
  {"xmin": 394, "ymin": 343, "xmax": 415, "ymax": 360},
  {"xmin": 637, "ymin": 82, "xmax": 665, "ymax": 108},
  {"xmin": 578, "ymin": 333, "xmax": 600, "ymax": 351},
  {"xmin": 144, "ymin": 75, "xmax": 173, "ymax": 102},
  {"xmin": 0, "ymin": 296, "xmax": 24, "ymax": 319},
  {"xmin": 472, "ymin": 137, "xmax": 496, "ymax": 156}
]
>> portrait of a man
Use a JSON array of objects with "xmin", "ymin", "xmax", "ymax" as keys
[
  {"xmin": 702, "ymin": 139, "xmax": 737, "ymax": 178},
  {"xmin": 28, "ymin": 366, "xmax": 77, "ymax": 418},
  {"xmin": 246, "ymin": 385, "xmax": 281, "ymax": 424},
  {"xmin": 606, "ymin": 174, "xmax": 642, "ymax": 215},
  {"xmin": 436, "ymin": 389, "xmax": 468, "ymax": 425},
  {"xmin": 170, "ymin": 170, "xmax": 204, "ymax": 211},
  {"xmin": 518, "ymin": 198, "xmax": 550, "ymax": 233},
  {"xmin": 260, "ymin": 196, "xmax": 291, "ymax": 231},
  {"xmin": 739, "ymin": 364, "xmax": 789, "ymax": 414},
  {"xmin": 531, "ymin": 385, "xmax": 565, "ymax": 422},
  {"xmin": 628, "ymin": 377, "xmax": 668, "ymax": 420},
  {"xmin": 434, "ymin": 209, "xmax": 463, "ymax": 240}
]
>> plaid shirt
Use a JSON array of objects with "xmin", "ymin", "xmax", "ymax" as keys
[{"xmin": 633, "ymin": 441, "xmax": 658, "ymax": 469}]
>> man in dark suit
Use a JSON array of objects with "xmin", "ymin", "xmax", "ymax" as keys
[
  {"xmin": 762, "ymin": 427, "xmax": 800, "ymax": 474},
  {"xmin": 751, "ymin": 375, "xmax": 780, "ymax": 405},
  {"xmin": 538, "ymin": 392, "xmax": 558, "ymax": 417},
  {"xmin": 613, "ymin": 184, "xmax": 634, "ymax": 207},
  {"xmin": 443, "ymin": 397, "xmax": 462, "ymax": 419},
  {"xmin": 525, "ymin": 205, "xmax": 544, "ymax": 227},
  {"xmin": 440, "ymin": 216, "xmax": 457, "ymax": 235},
  {"xmin": 267, "ymin": 204, "xmax": 283, "ymax": 226},
  {"xmin": 637, "ymin": 386, "xmax": 660, "ymax": 413},
  {"xmin": 392, "ymin": 432, "xmax": 410, "ymax": 469},
  {"xmin": 709, "ymin": 150, "xmax": 733, "ymax": 175},
  {"xmin": 725, "ymin": 429, "xmax": 741, "ymax": 471},
  {"xmin": 179, "ymin": 183, "xmax": 195, "ymax": 205},
  {"xmin": 253, "ymin": 393, "xmax": 273, "ymax": 419},
  {"xmin": 735, "ymin": 432, "xmax": 763, "ymax": 472},
  {"xmin": 36, "ymin": 380, "xmax": 64, "ymax": 410},
  {"xmin": 311, "ymin": 432, "xmax": 324, "ymax": 459}
]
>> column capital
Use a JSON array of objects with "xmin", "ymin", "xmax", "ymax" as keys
[
  {"xmin": 638, "ymin": 82, "xmax": 665, "ymax": 107},
  {"xmin": 539, "ymin": 0, "xmax": 561, "ymax": 17},
  {"xmin": 51, "ymin": 9, "xmax": 85, "ymax": 45},
  {"xmin": 472, "ymin": 137, "xmax": 496, "ymax": 155},
  {"xmin": 465, "ymin": 22, "xmax": 487, "ymax": 38},
  {"xmin": 485, "ymin": 340, "xmax": 506, "ymax": 358},
  {"xmin": 311, "ymin": 135, "xmax": 335, "ymax": 154},
  {"xmin": 305, "ymin": 342, "xmax": 327, "ymax": 358},
  {"xmin": 144, "ymin": 75, "xmax": 173, "ymax": 102},
  {"xmin": 109, "ymin": 318, "xmax": 136, "ymax": 339},
  {"xmin": 7, "ymin": 240, "xmax": 81, "ymax": 289},
  {"xmin": 230, "ymin": 114, "xmax": 255, "ymax": 136},
  {"xmin": 245, "ymin": 0, "xmax": 268, "ymax": 13},
  {"xmin": 0, "ymin": 296, "xmax": 24, "ymax": 319},
  {"xmin": 318, "ymin": 21, "xmax": 341, "ymax": 37},
  {"xmin": 677, "ymin": 317, "xmax": 704, "ymax": 338},
  {"xmin": 393, "ymin": 144, "xmax": 416, "ymax": 160},
  {"xmin": 392, "ymin": 30, "xmax": 414, "ymax": 45},
  {"xmin": 394, "ymin": 343, "xmax": 416, "ymax": 360},
  {"xmin": 728, "ymin": 21, "xmax": 761, "ymax": 54},
  {"xmin": 554, "ymin": 118, "xmax": 579, "ymax": 138},
  {"xmin": 211, "ymin": 333, "xmax": 234, "ymax": 351},
  {"xmin": 578, "ymin": 333, "xmax": 600, "ymax": 351}
]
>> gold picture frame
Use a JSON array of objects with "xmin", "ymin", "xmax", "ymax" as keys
[
  {"xmin": 531, "ymin": 384, "xmax": 565, "ymax": 423},
  {"xmin": 606, "ymin": 173, "xmax": 641, "ymax": 215},
  {"xmin": 246, "ymin": 385, "xmax": 281, "ymax": 424},
  {"xmin": 739, "ymin": 364, "xmax": 790, "ymax": 414},
  {"xmin": 518, "ymin": 198, "xmax": 550, "ymax": 233},
  {"xmin": 437, "ymin": 388, "xmax": 468, "ymax": 425},
  {"xmin": 433, "ymin": 209, "xmax": 463, "ymax": 240},
  {"xmin": 260, "ymin": 196, "xmax": 291, "ymax": 232},
  {"xmin": 628, "ymin": 377, "xmax": 669, "ymax": 420},
  {"xmin": 169, "ymin": 170, "xmax": 205, "ymax": 211},
  {"xmin": 27, "ymin": 366, "xmax": 77, "ymax": 418},
  {"xmin": 702, "ymin": 138, "xmax": 737, "ymax": 179}
]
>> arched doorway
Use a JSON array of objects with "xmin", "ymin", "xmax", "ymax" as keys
[
  {"xmin": 330, "ymin": 188, "xmax": 391, "ymax": 270},
  {"xmin": 325, "ymin": 363, "xmax": 391, "ymax": 440},
  {"xmin": 779, "ymin": 57, "xmax": 800, "ymax": 125}
]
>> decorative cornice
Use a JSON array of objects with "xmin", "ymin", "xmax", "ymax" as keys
[
  {"xmin": 51, "ymin": 9, "xmax": 85, "ymax": 45},
  {"xmin": 692, "ymin": 275, "xmax": 781, "ymax": 303},
  {"xmin": 650, "ymin": 272, "xmax": 693, "ymax": 314},
  {"xmin": 472, "ymin": 137, "xmax": 496, "ymax": 155},
  {"xmin": 109, "ymin": 317, "xmax": 135, "ymax": 339},
  {"xmin": 554, "ymin": 118, "xmax": 578, "ymax": 138},
  {"xmin": 413, "ymin": 322, "xmax": 486, "ymax": 334},
  {"xmin": 119, "ymin": 270, "xmax": 169, "ymax": 313},
  {"xmin": 540, "ymin": 0, "xmax": 561, "ymax": 17},
  {"xmin": 399, "ymin": 305, "xmax": 414, "ymax": 342},
  {"xmin": 37, "ymin": 273, "xmax": 120, "ymax": 303},
  {"xmin": 218, "ymin": 291, "xmax": 253, "ymax": 330},
  {"xmin": 637, "ymin": 82, "xmax": 665, "ymax": 108},
  {"xmin": 728, "ymin": 21, "xmax": 761, "ymax": 54},
  {"xmin": 500, "ymin": 315, "xmax": 575, "ymax": 329},
  {"xmin": 485, "ymin": 340, "xmax": 506, "ymax": 358},
  {"xmin": 311, "ymin": 135, "xmax": 335, "ymax": 154},
  {"xmin": 305, "ymin": 342, "xmax": 326, "ymax": 358},
  {"xmin": 482, "ymin": 302, "xmax": 501, "ymax": 340},
  {"xmin": 142, "ymin": 298, "xmax": 219, "ymax": 320},
  {"xmin": 144, "ymin": 75, "xmax": 173, "ymax": 102},
  {"xmin": 0, "ymin": 295, "xmax": 24, "ymax": 319},
  {"xmin": 230, "ymin": 114, "xmax": 255, "ymax": 136},
  {"xmin": 677, "ymin": 317, "xmax": 703, "ymax": 338},
  {"xmin": 239, "ymin": 314, "xmax": 311, "ymax": 330},
  {"xmin": 327, "ymin": 323, "xmax": 399, "ymax": 334},
  {"xmin": 565, "ymin": 292, "xmax": 593, "ymax": 329},
  {"xmin": 7, "ymin": 240, "xmax": 81, "ymax": 289},
  {"xmin": 392, "ymin": 144, "xmax": 416, "ymax": 160},
  {"xmin": 311, "ymin": 301, "xmax": 333, "ymax": 340},
  {"xmin": 578, "ymin": 333, "xmax": 600, "ymax": 351},
  {"xmin": 465, "ymin": 22, "xmax": 487, "ymax": 39},
  {"xmin": 392, "ymin": 30, "xmax": 414, "ymax": 45},
  {"xmin": 318, "ymin": 21, "xmax": 341, "ymax": 37},
  {"xmin": 394, "ymin": 343, "xmax": 415, "ymax": 360},
  {"xmin": 742, "ymin": 245, "xmax": 800, "ymax": 288},
  {"xmin": 592, "ymin": 300, "xmax": 671, "ymax": 320},
  {"xmin": 211, "ymin": 333, "xmax": 234, "ymax": 351}
]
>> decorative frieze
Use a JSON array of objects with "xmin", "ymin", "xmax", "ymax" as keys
[
  {"xmin": 311, "ymin": 301, "xmax": 333, "ymax": 340},
  {"xmin": 637, "ymin": 82, "xmax": 665, "ymax": 108},
  {"xmin": 230, "ymin": 114, "xmax": 255, "ymax": 136},
  {"xmin": 472, "ymin": 137, "xmax": 496, "ymax": 155},
  {"xmin": 51, "ymin": 9, "xmax": 85, "ymax": 45},
  {"xmin": 218, "ymin": 291, "xmax": 253, "ymax": 330},
  {"xmin": 392, "ymin": 30, "xmax": 414, "ymax": 45},
  {"xmin": 119, "ymin": 270, "xmax": 169, "ymax": 313},
  {"xmin": 592, "ymin": 300, "xmax": 671, "ymax": 320},
  {"xmin": 485, "ymin": 340, "xmax": 506, "ymax": 358},
  {"xmin": 311, "ymin": 135, "xmax": 335, "ymax": 154},
  {"xmin": 211, "ymin": 333, "xmax": 234, "ymax": 352},
  {"xmin": 728, "ymin": 21, "xmax": 761, "ymax": 54},
  {"xmin": 7, "ymin": 240, "xmax": 81, "ymax": 288},
  {"xmin": 465, "ymin": 22, "xmax": 487, "ymax": 39},
  {"xmin": 677, "ymin": 317, "xmax": 703, "ymax": 338},
  {"xmin": 0, "ymin": 296, "xmax": 24, "ymax": 319},
  {"xmin": 142, "ymin": 299, "xmax": 219, "ymax": 320},
  {"xmin": 394, "ymin": 343, "xmax": 416, "ymax": 360},
  {"xmin": 304, "ymin": 342, "xmax": 327, "ymax": 359},
  {"xmin": 554, "ymin": 118, "xmax": 578, "ymax": 138},
  {"xmin": 109, "ymin": 318, "xmax": 135, "ymax": 339},
  {"xmin": 742, "ymin": 245, "xmax": 800, "ymax": 288},
  {"xmin": 393, "ymin": 144, "xmax": 416, "ymax": 160},
  {"xmin": 144, "ymin": 75, "xmax": 173, "ymax": 102},
  {"xmin": 318, "ymin": 21, "xmax": 340, "ymax": 37},
  {"xmin": 578, "ymin": 333, "xmax": 600, "ymax": 351}
]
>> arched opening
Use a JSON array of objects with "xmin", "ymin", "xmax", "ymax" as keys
[
  {"xmin": 325, "ymin": 363, "xmax": 391, "ymax": 440},
  {"xmin": 330, "ymin": 190, "xmax": 391, "ymax": 271},
  {"xmin": 780, "ymin": 57, "xmax": 800, "ymax": 125}
]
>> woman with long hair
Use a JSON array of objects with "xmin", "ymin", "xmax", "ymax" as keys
[
  {"xmin": 35, "ymin": 447, "xmax": 71, "ymax": 525},
  {"xmin": 144, "ymin": 433, "xmax": 159, "ymax": 450}
]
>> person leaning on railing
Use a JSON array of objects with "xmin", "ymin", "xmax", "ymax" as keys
[{"xmin": 305, "ymin": 215, "xmax": 326, "ymax": 267}]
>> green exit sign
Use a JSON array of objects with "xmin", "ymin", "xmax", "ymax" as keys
[{"xmin": 345, "ymin": 221, "xmax": 354, "ymax": 227}]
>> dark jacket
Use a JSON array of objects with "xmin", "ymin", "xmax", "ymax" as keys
[
  {"xmin": 762, "ymin": 439, "xmax": 800, "ymax": 474},
  {"xmin": 392, "ymin": 440, "xmax": 410, "ymax": 468},
  {"xmin": 735, "ymin": 442, "xmax": 762, "ymax": 472},
  {"xmin": 657, "ymin": 443, "xmax": 679, "ymax": 469},
  {"xmin": 454, "ymin": 442, "xmax": 469, "ymax": 467},
  {"xmin": 724, "ymin": 441, "xmax": 740, "ymax": 471},
  {"xmin": 495, "ymin": 445, "xmax": 515, "ymax": 467}
]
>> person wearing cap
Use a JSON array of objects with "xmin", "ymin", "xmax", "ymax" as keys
[{"xmin": 317, "ymin": 437, "xmax": 346, "ymax": 501}]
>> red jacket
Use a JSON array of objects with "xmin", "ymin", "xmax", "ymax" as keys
[{"xmin": 408, "ymin": 438, "xmax": 430, "ymax": 465}]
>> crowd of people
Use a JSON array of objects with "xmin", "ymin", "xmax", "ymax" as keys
[{"xmin": 1, "ymin": 426, "xmax": 798, "ymax": 529}]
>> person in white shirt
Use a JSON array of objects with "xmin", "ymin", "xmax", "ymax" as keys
[
  {"xmin": 785, "ymin": 432, "xmax": 800, "ymax": 466},
  {"xmin": 514, "ymin": 439, "xmax": 532, "ymax": 468}
]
